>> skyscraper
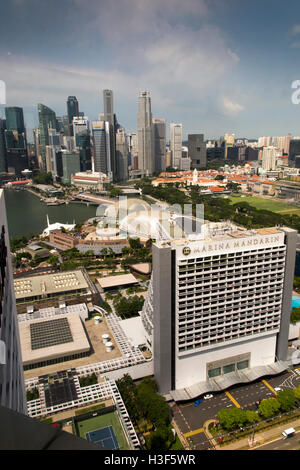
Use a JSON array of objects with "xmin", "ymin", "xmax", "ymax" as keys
[
  {"xmin": 61, "ymin": 150, "xmax": 80, "ymax": 184},
  {"xmin": 92, "ymin": 121, "xmax": 112, "ymax": 179},
  {"xmin": 224, "ymin": 133, "xmax": 235, "ymax": 159},
  {"xmin": 103, "ymin": 90, "xmax": 116, "ymax": 180},
  {"xmin": 38, "ymin": 104, "xmax": 57, "ymax": 171},
  {"xmin": 5, "ymin": 107, "xmax": 25, "ymax": 133},
  {"xmin": 141, "ymin": 224, "xmax": 297, "ymax": 397},
  {"xmin": 73, "ymin": 116, "xmax": 89, "ymax": 138},
  {"xmin": 262, "ymin": 146, "xmax": 277, "ymax": 171},
  {"xmin": 66, "ymin": 96, "xmax": 79, "ymax": 137},
  {"xmin": 0, "ymin": 189, "xmax": 27, "ymax": 414},
  {"xmin": 153, "ymin": 118, "xmax": 166, "ymax": 173},
  {"xmin": 188, "ymin": 134, "xmax": 206, "ymax": 169},
  {"xmin": 0, "ymin": 119, "xmax": 7, "ymax": 173},
  {"xmin": 115, "ymin": 127, "xmax": 129, "ymax": 182},
  {"xmin": 170, "ymin": 123, "xmax": 182, "ymax": 169},
  {"xmin": 4, "ymin": 107, "xmax": 28, "ymax": 176},
  {"xmin": 137, "ymin": 91, "xmax": 154, "ymax": 176}
]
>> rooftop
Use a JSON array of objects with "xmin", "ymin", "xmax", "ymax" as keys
[
  {"xmin": 19, "ymin": 314, "xmax": 90, "ymax": 366},
  {"xmin": 97, "ymin": 273, "xmax": 138, "ymax": 290},
  {"xmin": 14, "ymin": 270, "xmax": 89, "ymax": 300}
]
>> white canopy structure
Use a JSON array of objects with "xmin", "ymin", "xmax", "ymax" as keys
[{"xmin": 42, "ymin": 215, "xmax": 76, "ymax": 236}]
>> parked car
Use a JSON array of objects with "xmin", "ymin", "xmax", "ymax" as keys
[
  {"xmin": 193, "ymin": 399, "xmax": 202, "ymax": 407},
  {"xmin": 274, "ymin": 387, "xmax": 283, "ymax": 392},
  {"xmin": 204, "ymin": 394, "xmax": 213, "ymax": 399}
]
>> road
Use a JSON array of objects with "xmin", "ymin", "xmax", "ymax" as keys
[
  {"xmin": 255, "ymin": 432, "xmax": 300, "ymax": 450},
  {"xmin": 172, "ymin": 366, "xmax": 300, "ymax": 450}
]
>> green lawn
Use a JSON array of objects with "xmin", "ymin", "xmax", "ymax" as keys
[
  {"xmin": 76, "ymin": 411, "xmax": 130, "ymax": 450},
  {"xmin": 228, "ymin": 194, "xmax": 300, "ymax": 216}
]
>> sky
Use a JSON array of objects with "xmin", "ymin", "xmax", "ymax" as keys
[{"xmin": 1, "ymin": 0, "xmax": 300, "ymax": 141}]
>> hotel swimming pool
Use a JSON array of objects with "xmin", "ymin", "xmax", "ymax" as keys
[{"xmin": 291, "ymin": 296, "xmax": 300, "ymax": 310}]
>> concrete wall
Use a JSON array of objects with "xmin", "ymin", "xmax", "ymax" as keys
[
  {"xmin": 153, "ymin": 244, "xmax": 173, "ymax": 394},
  {"xmin": 103, "ymin": 361, "xmax": 153, "ymax": 382},
  {"xmin": 277, "ymin": 228, "xmax": 297, "ymax": 360},
  {"xmin": 175, "ymin": 333, "xmax": 277, "ymax": 389}
]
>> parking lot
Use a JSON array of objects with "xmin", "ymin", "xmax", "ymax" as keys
[{"xmin": 172, "ymin": 367, "xmax": 300, "ymax": 450}]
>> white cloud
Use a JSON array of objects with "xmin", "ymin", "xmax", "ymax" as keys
[
  {"xmin": 290, "ymin": 41, "xmax": 300, "ymax": 48},
  {"xmin": 222, "ymin": 97, "xmax": 244, "ymax": 115},
  {"xmin": 0, "ymin": 0, "xmax": 242, "ymax": 133},
  {"xmin": 290, "ymin": 24, "xmax": 300, "ymax": 36}
]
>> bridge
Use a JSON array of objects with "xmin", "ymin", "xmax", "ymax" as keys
[{"xmin": 71, "ymin": 193, "xmax": 115, "ymax": 206}]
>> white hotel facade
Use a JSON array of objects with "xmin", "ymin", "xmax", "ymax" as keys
[{"xmin": 141, "ymin": 224, "xmax": 297, "ymax": 400}]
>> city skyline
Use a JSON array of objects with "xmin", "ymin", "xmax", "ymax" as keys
[{"xmin": 1, "ymin": 1, "xmax": 300, "ymax": 139}]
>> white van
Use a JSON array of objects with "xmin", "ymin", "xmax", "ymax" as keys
[{"xmin": 281, "ymin": 428, "xmax": 295, "ymax": 439}]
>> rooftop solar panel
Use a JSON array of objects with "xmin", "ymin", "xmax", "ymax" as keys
[{"xmin": 30, "ymin": 317, "xmax": 73, "ymax": 350}]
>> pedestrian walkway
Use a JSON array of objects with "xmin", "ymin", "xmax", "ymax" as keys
[{"xmin": 204, "ymin": 417, "xmax": 300, "ymax": 450}]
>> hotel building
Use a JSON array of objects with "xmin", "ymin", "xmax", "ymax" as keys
[{"xmin": 141, "ymin": 224, "xmax": 297, "ymax": 400}]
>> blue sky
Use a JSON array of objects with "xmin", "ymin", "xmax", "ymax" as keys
[{"xmin": 1, "ymin": 0, "xmax": 300, "ymax": 140}]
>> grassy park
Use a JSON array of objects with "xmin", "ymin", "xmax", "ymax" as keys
[{"xmin": 228, "ymin": 194, "xmax": 300, "ymax": 216}]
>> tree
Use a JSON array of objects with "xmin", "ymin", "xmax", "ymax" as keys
[
  {"xmin": 293, "ymin": 386, "xmax": 300, "ymax": 400},
  {"xmin": 244, "ymin": 410, "xmax": 259, "ymax": 425},
  {"xmin": 217, "ymin": 408, "xmax": 247, "ymax": 431},
  {"xmin": 258, "ymin": 398, "xmax": 281, "ymax": 419},
  {"xmin": 33, "ymin": 171, "xmax": 53, "ymax": 185},
  {"xmin": 46, "ymin": 255, "xmax": 59, "ymax": 266},
  {"xmin": 129, "ymin": 238, "xmax": 141, "ymax": 251},
  {"xmin": 147, "ymin": 427, "xmax": 172, "ymax": 451},
  {"xmin": 291, "ymin": 307, "xmax": 300, "ymax": 324},
  {"xmin": 109, "ymin": 187, "xmax": 123, "ymax": 198},
  {"xmin": 100, "ymin": 248, "xmax": 108, "ymax": 259},
  {"xmin": 226, "ymin": 181, "xmax": 241, "ymax": 192},
  {"xmin": 276, "ymin": 390, "xmax": 295, "ymax": 412}
]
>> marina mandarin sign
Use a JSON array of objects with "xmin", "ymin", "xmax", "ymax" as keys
[{"xmin": 179, "ymin": 234, "xmax": 284, "ymax": 257}]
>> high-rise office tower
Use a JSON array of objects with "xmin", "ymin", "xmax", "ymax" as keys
[
  {"xmin": 73, "ymin": 116, "xmax": 89, "ymax": 138},
  {"xmin": 75, "ymin": 129, "xmax": 92, "ymax": 172},
  {"xmin": 137, "ymin": 91, "xmax": 154, "ymax": 176},
  {"xmin": 188, "ymin": 134, "xmax": 206, "ymax": 169},
  {"xmin": 180, "ymin": 146, "xmax": 190, "ymax": 171},
  {"xmin": 103, "ymin": 90, "xmax": 114, "ymax": 126},
  {"xmin": 127, "ymin": 133, "xmax": 138, "ymax": 168},
  {"xmin": 141, "ymin": 223, "xmax": 297, "ymax": 397},
  {"xmin": 115, "ymin": 127, "xmax": 129, "ymax": 182},
  {"xmin": 289, "ymin": 139, "xmax": 300, "ymax": 167},
  {"xmin": 92, "ymin": 121, "xmax": 112, "ymax": 179},
  {"xmin": 33, "ymin": 128, "xmax": 40, "ymax": 168},
  {"xmin": 103, "ymin": 90, "xmax": 116, "ymax": 180},
  {"xmin": 4, "ymin": 107, "xmax": 28, "ymax": 176},
  {"xmin": 5, "ymin": 107, "xmax": 25, "ymax": 133},
  {"xmin": 170, "ymin": 123, "xmax": 182, "ymax": 169},
  {"xmin": 66, "ymin": 96, "xmax": 79, "ymax": 137},
  {"xmin": 153, "ymin": 119, "xmax": 166, "ymax": 173},
  {"xmin": 61, "ymin": 150, "xmax": 80, "ymax": 184},
  {"xmin": 38, "ymin": 104, "xmax": 57, "ymax": 171},
  {"xmin": 224, "ymin": 133, "xmax": 235, "ymax": 159},
  {"xmin": 0, "ymin": 119, "xmax": 7, "ymax": 173},
  {"xmin": 0, "ymin": 189, "xmax": 27, "ymax": 414}
]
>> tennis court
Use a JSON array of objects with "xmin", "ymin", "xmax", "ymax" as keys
[
  {"xmin": 86, "ymin": 425, "xmax": 119, "ymax": 450},
  {"xmin": 76, "ymin": 410, "xmax": 130, "ymax": 450}
]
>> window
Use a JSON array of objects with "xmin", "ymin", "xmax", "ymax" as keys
[
  {"xmin": 208, "ymin": 367, "xmax": 221, "ymax": 378},
  {"xmin": 237, "ymin": 360, "xmax": 249, "ymax": 370},
  {"xmin": 223, "ymin": 363, "xmax": 235, "ymax": 374}
]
